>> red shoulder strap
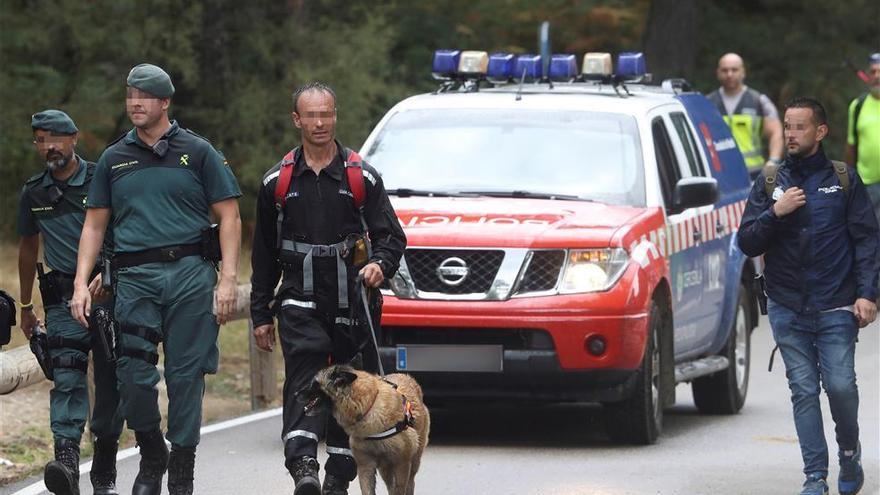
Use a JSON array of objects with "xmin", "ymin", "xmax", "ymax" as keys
[
  {"xmin": 274, "ymin": 149, "xmax": 296, "ymax": 208},
  {"xmin": 346, "ymin": 150, "xmax": 366, "ymax": 209}
]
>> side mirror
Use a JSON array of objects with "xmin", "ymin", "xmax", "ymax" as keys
[{"xmin": 671, "ymin": 177, "xmax": 719, "ymax": 214}]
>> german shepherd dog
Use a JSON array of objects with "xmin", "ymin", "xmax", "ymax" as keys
[{"xmin": 301, "ymin": 365, "xmax": 430, "ymax": 495}]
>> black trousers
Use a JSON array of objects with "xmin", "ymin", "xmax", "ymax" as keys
[{"xmin": 278, "ymin": 295, "xmax": 378, "ymax": 481}]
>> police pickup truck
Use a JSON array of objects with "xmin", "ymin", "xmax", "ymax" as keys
[{"xmin": 362, "ymin": 50, "xmax": 757, "ymax": 444}]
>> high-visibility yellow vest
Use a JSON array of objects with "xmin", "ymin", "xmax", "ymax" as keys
[{"xmin": 708, "ymin": 89, "xmax": 766, "ymax": 170}]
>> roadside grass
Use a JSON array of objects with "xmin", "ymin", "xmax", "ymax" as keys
[{"xmin": 0, "ymin": 243, "xmax": 282, "ymax": 486}]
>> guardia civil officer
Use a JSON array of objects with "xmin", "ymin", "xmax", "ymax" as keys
[
  {"xmin": 18, "ymin": 110, "xmax": 123, "ymax": 495},
  {"xmin": 250, "ymin": 82, "xmax": 406, "ymax": 495},
  {"xmin": 70, "ymin": 64, "xmax": 242, "ymax": 495}
]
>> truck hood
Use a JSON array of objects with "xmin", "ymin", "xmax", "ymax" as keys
[{"xmin": 392, "ymin": 197, "xmax": 650, "ymax": 248}]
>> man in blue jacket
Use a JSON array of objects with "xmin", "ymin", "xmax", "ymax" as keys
[{"xmin": 739, "ymin": 96, "xmax": 877, "ymax": 495}]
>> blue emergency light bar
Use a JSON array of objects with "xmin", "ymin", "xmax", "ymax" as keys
[
  {"xmin": 616, "ymin": 52, "xmax": 646, "ymax": 79},
  {"xmin": 514, "ymin": 54, "xmax": 542, "ymax": 80},
  {"xmin": 487, "ymin": 52, "xmax": 515, "ymax": 81},
  {"xmin": 549, "ymin": 54, "xmax": 577, "ymax": 81},
  {"xmin": 432, "ymin": 49, "xmax": 461, "ymax": 79}
]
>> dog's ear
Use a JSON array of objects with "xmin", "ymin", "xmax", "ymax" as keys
[{"xmin": 330, "ymin": 368, "xmax": 358, "ymax": 388}]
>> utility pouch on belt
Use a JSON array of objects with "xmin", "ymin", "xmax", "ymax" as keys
[
  {"xmin": 352, "ymin": 237, "xmax": 369, "ymax": 267},
  {"xmin": 30, "ymin": 324, "xmax": 53, "ymax": 380},
  {"xmin": 36, "ymin": 263, "xmax": 61, "ymax": 306},
  {"xmin": 753, "ymin": 274, "xmax": 768, "ymax": 315},
  {"xmin": 91, "ymin": 306, "xmax": 118, "ymax": 363},
  {"xmin": 200, "ymin": 224, "xmax": 222, "ymax": 266},
  {"xmin": 101, "ymin": 256, "xmax": 113, "ymax": 290}
]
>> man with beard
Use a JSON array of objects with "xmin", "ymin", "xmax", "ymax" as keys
[
  {"xmin": 18, "ymin": 109, "xmax": 123, "ymax": 495},
  {"xmin": 739, "ymin": 97, "xmax": 877, "ymax": 495},
  {"xmin": 250, "ymin": 82, "xmax": 406, "ymax": 495},
  {"xmin": 69, "ymin": 64, "xmax": 242, "ymax": 495}
]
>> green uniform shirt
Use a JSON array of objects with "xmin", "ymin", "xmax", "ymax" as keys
[
  {"xmin": 18, "ymin": 157, "xmax": 94, "ymax": 274},
  {"xmin": 848, "ymin": 95, "xmax": 880, "ymax": 185},
  {"xmin": 87, "ymin": 121, "xmax": 241, "ymax": 253}
]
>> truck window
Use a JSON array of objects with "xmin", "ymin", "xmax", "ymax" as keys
[
  {"xmin": 653, "ymin": 117, "xmax": 681, "ymax": 208},
  {"xmin": 670, "ymin": 112, "xmax": 706, "ymax": 177}
]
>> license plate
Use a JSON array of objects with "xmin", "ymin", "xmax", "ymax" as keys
[{"xmin": 396, "ymin": 345, "xmax": 503, "ymax": 372}]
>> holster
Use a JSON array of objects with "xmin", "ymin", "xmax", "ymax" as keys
[
  {"xmin": 200, "ymin": 224, "xmax": 222, "ymax": 268},
  {"xmin": 753, "ymin": 274, "xmax": 768, "ymax": 315},
  {"xmin": 36, "ymin": 263, "xmax": 74, "ymax": 307},
  {"xmin": 90, "ymin": 306, "xmax": 119, "ymax": 363},
  {"xmin": 30, "ymin": 324, "xmax": 54, "ymax": 380}
]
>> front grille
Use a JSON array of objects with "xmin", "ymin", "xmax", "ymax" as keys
[
  {"xmin": 383, "ymin": 327, "xmax": 554, "ymax": 350},
  {"xmin": 516, "ymin": 250, "xmax": 565, "ymax": 294},
  {"xmin": 405, "ymin": 249, "xmax": 504, "ymax": 294}
]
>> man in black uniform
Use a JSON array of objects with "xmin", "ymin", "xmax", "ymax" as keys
[{"xmin": 250, "ymin": 82, "xmax": 406, "ymax": 495}]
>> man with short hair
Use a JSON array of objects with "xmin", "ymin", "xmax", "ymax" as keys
[
  {"xmin": 250, "ymin": 82, "xmax": 406, "ymax": 495},
  {"xmin": 708, "ymin": 53, "xmax": 784, "ymax": 177},
  {"xmin": 845, "ymin": 53, "xmax": 880, "ymax": 222},
  {"xmin": 70, "ymin": 64, "xmax": 242, "ymax": 495},
  {"xmin": 18, "ymin": 109, "xmax": 123, "ymax": 495},
  {"xmin": 738, "ymin": 97, "xmax": 876, "ymax": 495}
]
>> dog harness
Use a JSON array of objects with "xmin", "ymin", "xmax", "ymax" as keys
[{"xmin": 364, "ymin": 395, "xmax": 416, "ymax": 441}]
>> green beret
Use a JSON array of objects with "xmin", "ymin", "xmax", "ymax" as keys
[
  {"xmin": 127, "ymin": 63, "xmax": 175, "ymax": 98},
  {"xmin": 31, "ymin": 109, "xmax": 78, "ymax": 135}
]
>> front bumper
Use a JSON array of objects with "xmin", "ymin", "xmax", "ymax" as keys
[{"xmin": 378, "ymin": 347, "xmax": 639, "ymax": 402}]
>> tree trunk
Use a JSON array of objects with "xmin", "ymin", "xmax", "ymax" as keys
[{"xmin": 642, "ymin": 0, "xmax": 698, "ymax": 83}]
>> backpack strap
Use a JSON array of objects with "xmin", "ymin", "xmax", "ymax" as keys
[
  {"xmin": 762, "ymin": 162, "xmax": 780, "ymax": 198},
  {"xmin": 344, "ymin": 149, "xmax": 367, "ymax": 209},
  {"xmin": 273, "ymin": 148, "xmax": 298, "ymax": 249},
  {"xmin": 831, "ymin": 160, "xmax": 850, "ymax": 192}
]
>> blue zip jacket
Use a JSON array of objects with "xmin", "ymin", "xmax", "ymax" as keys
[{"xmin": 738, "ymin": 147, "xmax": 879, "ymax": 313}]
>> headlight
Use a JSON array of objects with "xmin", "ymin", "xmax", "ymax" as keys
[{"xmin": 559, "ymin": 248, "xmax": 629, "ymax": 294}]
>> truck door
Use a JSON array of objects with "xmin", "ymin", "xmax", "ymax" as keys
[{"xmin": 652, "ymin": 114, "xmax": 705, "ymax": 356}]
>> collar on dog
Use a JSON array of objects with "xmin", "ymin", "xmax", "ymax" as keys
[{"xmin": 364, "ymin": 395, "xmax": 415, "ymax": 441}]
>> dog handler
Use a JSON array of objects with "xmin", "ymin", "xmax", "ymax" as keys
[{"xmin": 250, "ymin": 82, "xmax": 406, "ymax": 495}]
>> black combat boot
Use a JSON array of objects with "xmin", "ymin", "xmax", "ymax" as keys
[
  {"xmin": 132, "ymin": 429, "xmax": 169, "ymax": 495},
  {"xmin": 90, "ymin": 436, "xmax": 119, "ymax": 495},
  {"xmin": 322, "ymin": 473, "xmax": 350, "ymax": 495},
  {"xmin": 289, "ymin": 456, "xmax": 321, "ymax": 495},
  {"xmin": 44, "ymin": 438, "xmax": 80, "ymax": 495},
  {"xmin": 167, "ymin": 446, "xmax": 196, "ymax": 495}
]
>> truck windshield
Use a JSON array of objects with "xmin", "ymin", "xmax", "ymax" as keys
[{"xmin": 364, "ymin": 108, "xmax": 645, "ymax": 206}]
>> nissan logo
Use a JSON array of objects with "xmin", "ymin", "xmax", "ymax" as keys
[{"xmin": 436, "ymin": 257, "xmax": 469, "ymax": 286}]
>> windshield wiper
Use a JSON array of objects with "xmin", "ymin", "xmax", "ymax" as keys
[
  {"xmin": 463, "ymin": 190, "xmax": 584, "ymax": 201},
  {"xmin": 387, "ymin": 188, "xmax": 477, "ymax": 198}
]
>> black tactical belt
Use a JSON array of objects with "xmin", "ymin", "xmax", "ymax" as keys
[
  {"xmin": 39, "ymin": 270, "xmax": 75, "ymax": 306},
  {"xmin": 113, "ymin": 243, "xmax": 201, "ymax": 269}
]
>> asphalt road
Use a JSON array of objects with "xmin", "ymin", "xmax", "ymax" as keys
[{"xmin": 6, "ymin": 315, "xmax": 879, "ymax": 495}]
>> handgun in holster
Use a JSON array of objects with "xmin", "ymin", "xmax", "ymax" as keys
[
  {"xmin": 753, "ymin": 274, "xmax": 768, "ymax": 315},
  {"xmin": 200, "ymin": 224, "xmax": 222, "ymax": 269},
  {"xmin": 90, "ymin": 306, "xmax": 119, "ymax": 363},
  {"xmin": 30, "ymin": 324, "xmax": 54, "ymax": 380},
  {"xmin": 36, "ymin": 263, "xmax": 62, "ymax": 307}
]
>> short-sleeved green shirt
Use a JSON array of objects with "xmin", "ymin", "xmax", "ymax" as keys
[
  {"xmin": 18, "ymin": 157, "xmax": 93, "ymax": 274},
  {"xmin": 87, "ymin": 121, "xmax": 241, "ymax": 253},
  {"xmin": 848, "ymin": 95, "xmax": 880, "ymax": 185}
]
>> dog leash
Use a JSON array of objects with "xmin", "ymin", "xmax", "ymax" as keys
[{"xmin": 356, "ymin": 274, "xmax": 386, "ymax": 377}]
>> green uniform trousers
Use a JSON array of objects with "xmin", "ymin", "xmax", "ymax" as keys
[
  {"xmin": 46, "ymin": 301, "xmax": 124, "ymax": 442},
  {"xmin": 114, "ymin": 256, "xmax": 219, "ymax": 448}
]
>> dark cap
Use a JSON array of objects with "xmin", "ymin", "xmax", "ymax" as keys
[
  {"xmin": 31, "ymin": 109, "xmax": 78, "ymax": 135},
  {"xmin": 126, "ymin": 63, "xmax": 175, "ymax": 98}
]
